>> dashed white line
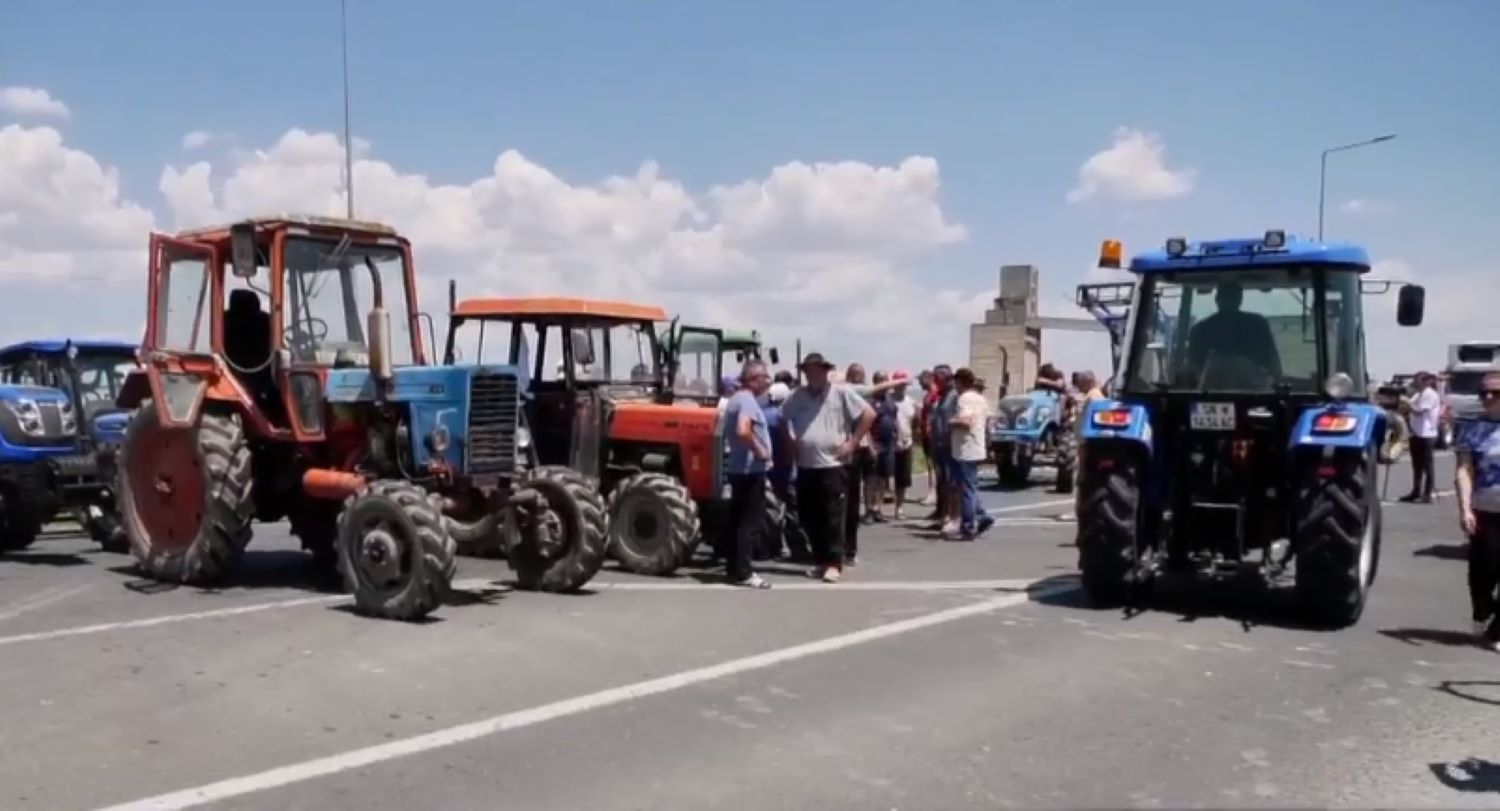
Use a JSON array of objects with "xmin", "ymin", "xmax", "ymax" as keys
[
  {"xmin": 96, "ymin": 579, "xmax": 1074, "ymax": 810},
  {"xmin": 591, "ymin": 578, "xmax": 1046, "ymax": 592},
  {"xmin": 0, "ymin": 594, "xmax": 344, "ymax": 647},
  {"xmin": 0, "ymin": 584, "xmax": 90, "ymax": 622}
]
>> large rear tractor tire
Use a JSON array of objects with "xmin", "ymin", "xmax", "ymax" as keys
[
  {"xmin": 607, "ymin": 472, "xmax": 700, "ymax": 575},
  {"xmin": 509, "ymin": 466, "xmax": 609, "ymax": 592},
  {"xmin": 119, "ymin": 403, "xmax": 254, "ymax": 583},
  {"xmin": 1076, "ymin": 455, "xmax": 1143, "ymax": 607},
  {"xmin": 1294, "ymin": 453, "xmax": 1380, "ymax": 629},
  {"xmin": 337, "ymin": 480, "xmax": 457, "ymax": 621}
]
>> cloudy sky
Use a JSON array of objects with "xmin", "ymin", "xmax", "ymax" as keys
[{"xmin": 2, "ymin": 0, "xmax": 1496, "ymax": 380}]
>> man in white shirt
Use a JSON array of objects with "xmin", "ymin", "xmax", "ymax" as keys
[
  {"xmin": 1403, "ymin": 371, "xmax": 1442, "ymax": 504},
  {"xmin": 945, "ymin": 367, "xmax": 995, "ymax": 540}
]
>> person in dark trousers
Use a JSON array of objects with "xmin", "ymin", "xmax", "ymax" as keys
[
  {"xmin": 721, "ymin": 359, "xmax": 774, "ymax": 588},
  {"xmin": 781, "ymin": 353, "xmax": 874, "ymax": 583},
  {"xmin": 1403, "ymin": 371, "xmax": 1442, "ymax": 503},
  {"xmin": 763, "ymin": 381, "xmax": 810, "ymax": 561},
  {"xmin": 927, "ymin": 365, "xmax": 957, "ymax": 530},
  {"xmin": 1456, "ymin": 371, "xmax": 1500, "ymax": 650}
]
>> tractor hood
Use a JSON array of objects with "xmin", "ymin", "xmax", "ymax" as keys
[
  {"xmin": 0, "ymin": 385, "xmax": 71, "ymax": 407},
  {"xmin": 989, "ymin": 390, "xmax": 1061, "ymax": 435}
]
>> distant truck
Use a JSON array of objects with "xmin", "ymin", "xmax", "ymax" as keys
[{"xmin": 1445, "ymin": 341, "xmax": 1500, "ymax": 440}]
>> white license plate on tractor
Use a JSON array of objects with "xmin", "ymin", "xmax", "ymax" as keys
[{"xmin": 1190, "ymin": 402, "xmax": 1236, "ymax": 431}]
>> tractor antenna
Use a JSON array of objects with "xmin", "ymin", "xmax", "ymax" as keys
[{"xmin": 340, "ymin": 0, "xmax": 355, "ymax": 218}]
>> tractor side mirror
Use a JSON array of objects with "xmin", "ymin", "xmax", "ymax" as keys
[
  {"xmin": 570, "ymin": 329, "xmax": 596, "ymax": 367},
  {"xmin": 230, "ymin": 222, "xmax": 257, "ymax": 279},
  {"xmin": 1396, "ymin": 284, "xmax": 1425, "ymax": 326},
  {"xmin": 768, "ymin": 347, "xmax": 780, "ymax": 365}
]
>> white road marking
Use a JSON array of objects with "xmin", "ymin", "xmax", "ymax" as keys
[
  {"xmin": 588, "ymin": 578, "xmax": 1045, "ymax": 592},
  {"xmin": 980, "ymin": 498, "xmax": 1074, "ymax": 514},
  {"xmin": 96, "ymin": 580, "xmax": 1073, "ymax": 811},
  {"xmin": 0, "ymin": 584, "xmax": 90, "ymax": 622},
  {"xmin": 0, "ymin": 594, "xmax": 344, "ymax": 647}
]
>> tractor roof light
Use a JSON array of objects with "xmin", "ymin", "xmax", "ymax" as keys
[
  {"xmin": 1165, "ymin": 237, "xmax": 1188, "ymax": 258},
  {"xmin": 1099, "ymin": 239, "xmax": 1123, "ymax": 269},
  {"xmin": 1263, "ymin": 229, "xmax": 1287, "ymax": 249}
]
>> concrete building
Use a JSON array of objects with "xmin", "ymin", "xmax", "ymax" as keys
[
  {"xmin": 968, "ymin": 263, "xmax": 1109, "ymax": 407},
  {"xmin": 969, "ymin": 265, "xmax": 1042, "ymax": 407}
]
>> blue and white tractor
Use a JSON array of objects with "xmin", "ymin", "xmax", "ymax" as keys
[
  {"xmin": 1075, "ymin": 231, "xmax": 1426, "ymax": 628},
  {"xmin": 987, "ymin": 388, "xmax": 1075, "ymax": 492}
]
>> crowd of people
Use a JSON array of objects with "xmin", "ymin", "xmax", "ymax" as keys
[{"xmin": 713, "ymin": 352, "xmax": 1040, "ymax": 589}]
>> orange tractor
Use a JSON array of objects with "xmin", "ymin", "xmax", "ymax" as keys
[
  {"xmin": 116, "ymin": 215, "xmax": 607, "ymax": 620},
  {"xmin": 443, "ymin": 294, "xmax": 724, "ymax": 574}
]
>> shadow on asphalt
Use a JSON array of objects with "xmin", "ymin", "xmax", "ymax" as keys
[
  {"xmin": 109, "ymin": 549, "xmax": 343, "ymax": 596},
  {"xmin": 1379, "ymin": 627, "xmax": 1483, "ymax": 648},
  {"xmin": 1435, "ymin": 680, "xmax": 1500, "ymax": 708},
  {"xmin": 1030, "ymin": 572, "xmax": 1329, "ymax": 633},
  {"xmin": 1430, "ymin": 757, "xmax": 1500, "ymax": 793},
  {"xmin": 1, "ymin": 550, "xmax": 91, "ymax": 567},
  {"xmin": 1413, "ymin": 543, "xmax": 1467, "ymax": 561}
]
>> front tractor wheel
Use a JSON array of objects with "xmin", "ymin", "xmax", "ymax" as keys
[
  {"xmin": 1294, "ymin": 454, "xmax": 1380, "ymax": 629},
  {"xmin": 607, "ymin": 472, "xmax": 700, "ymax": 575},
  {"xmin": 119, "ymin": 403, "xmax": 254, "ymax": 583},
  {"xmin": 508, "ymin": 466, "xmax": 609, "ymax": 592},
  {"xmin": 1076, "ymin": 452, "xmax": 1145, "ymax": 606},
  {"xmin": 1053, "ymin": 431, "xmax": 1077, "ymax": 495},
  {"xmin": 338, "ymin": 480, "xmax": 457, "ymax": 621}
]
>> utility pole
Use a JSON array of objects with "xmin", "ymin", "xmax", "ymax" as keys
[
  {"xmin": 341, "ymin": 0, "xmax": 355, "ymax": 218},
  {"xmin": 1318, "ymin": 134, "xmax": 1395, "ymax": 239}
]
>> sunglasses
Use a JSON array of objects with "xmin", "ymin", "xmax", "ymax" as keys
[{"xmin": 1483, "ymin": 389, "xmax": 1500, "ymax": 400}]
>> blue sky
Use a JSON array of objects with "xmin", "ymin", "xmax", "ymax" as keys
[{"xmin": 2, "ymin": 0, "xmax": 1496, "ymax": 376}]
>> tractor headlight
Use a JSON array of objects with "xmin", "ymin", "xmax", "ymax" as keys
[
  {"xmin": 425, "ymin": 425, "xmax": 452, "ymax": 454},
  {"xmin": 1324, "ymin": 372, "xmax": 1355, "ymax": 400},
  {"xmin": 5, "ymin": 398, "xmax": 44, "ymax": 435},
  {"xmin": 1016, "ymin": 414, "xmax": 1031, "ymax": 429},
  {"xmin": 516, "ymin": 425, "xmax": 532, "ymax": 449},
  {"xmin": 1036, "ymin": 407, "xmax": 1052, "ymax": 423}
]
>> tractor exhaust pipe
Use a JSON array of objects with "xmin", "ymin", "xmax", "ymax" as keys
[{"xmin": 304, "ymin": 468, "xmax": 366, "ymax": 501}]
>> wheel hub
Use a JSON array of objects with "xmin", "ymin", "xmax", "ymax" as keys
[{"xmin": 358, "ymin": 528, "xmax": 402, "ymax": 585}]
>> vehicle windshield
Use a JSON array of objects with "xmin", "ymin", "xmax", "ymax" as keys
[
  {"xmin": 68, "ymin": 353, "xmax": 136, "ymax": 415},
  {"xmin": 572, "ymin": 321, "xmax": 660, "ymax": 386},
  {"xmin": 1123, "ymin": 266, "xmax": 1365, "ymax": 395},
  {"xmin": 673, "ymin": 331, "xmax": 721, "ymax": 396},
  {"xmin": 282, "ymin": 237, "xmax": 417, "ymax": 366},
  {"xmin": 1448, "ymin": 371, "xmax": 1490, "ymax": 396}
]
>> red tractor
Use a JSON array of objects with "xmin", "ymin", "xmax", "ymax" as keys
[
  {"xmin": 443, "ymin": 294, "xmax": 724, "ymax": 575},
  {"xmin": 116, "ymin": 215, "xmax": 606, "ymax": 620}
]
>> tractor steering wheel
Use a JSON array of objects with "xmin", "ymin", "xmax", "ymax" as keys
[{"xmin": 284, "ymin": 317, "xmax": 330, "ymax": 356}]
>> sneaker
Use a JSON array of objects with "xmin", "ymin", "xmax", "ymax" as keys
[
  {"xmin": 807, "ymin": 566, "xmax": 826, "ymax": 579},
  {"xmin": 845, "ymin": 555, "xmax": 858, "ymax": 567},
  {"xmin": 894, "ymin": 508, "xmax": 907, "ymax": 521},
  {"xmin": 1475, "ymin": 619, "xmax": 1492, "ymax": 641},
  {"xmin": 822, "ymin": 566, "xmax": 842, "ymax": 584},
  {"xmin": 733, "ymin": 574, "xmax": 772, "ymax": 589},
  {"xmin": 921, "ymin": 492, "xmax": 937, "ymax": 507},
  {"xmin": 975, "ymin": 515, "xmax": 995, "ymax": 535},
  {"xmin": 872, "ymin": 512, "xmax": 888, "ymax": 524},
  {"xmin": 940, "ymin": 520, "xmax": 960, "ymax": 536}
]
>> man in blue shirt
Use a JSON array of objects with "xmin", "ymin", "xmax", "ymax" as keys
[
  {"xmin": 1457, "ymin": 371, "xmax": 1500, "ymax": 648},
  {"xmin": 722, "ymin": 360, "xmax": 775, "ymax": 588}
]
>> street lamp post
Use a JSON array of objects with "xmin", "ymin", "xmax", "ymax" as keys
[{"xmin": 1318, "ymin": 133, "xmax": 1396, "ymax": 240}]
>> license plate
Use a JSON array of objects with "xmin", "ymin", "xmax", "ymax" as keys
[{"xmin": 1190, "ymin": 402, "xmax": 1236, "ymax": 431}]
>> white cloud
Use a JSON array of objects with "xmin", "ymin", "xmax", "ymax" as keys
[
  {"xmin": 0, "ymin": 86, "xmax": 70, "ymax": 120},
  {"xmin": 1363, "ymin": 257, "xmax": 1485, "ymax": 379},
  {"xmin": 181, "ymin": 130, "xmax": 214, "ymax": 150},
  {"xmin": 1339, "ymin": 198, "xmax": 1393, "ymax": 216},
  {"xmin": 156, "ymin": 128, "xmax": 972, "ymax": 371},
  {"xmin": 1067, "ymin": 127, "xmax": 1194, "ymax": 204}
]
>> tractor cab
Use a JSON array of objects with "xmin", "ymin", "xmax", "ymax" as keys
[
  {"xmin": 658, "ymin": 324, "xmax": 781, "ymax": 407},
  {"xmin": 123, "ymin": 214, "xmax": 427, "ymax": 443}
]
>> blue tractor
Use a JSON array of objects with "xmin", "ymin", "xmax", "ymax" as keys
[
  {"xmin": 0, "ymin": 339, "xmax": 138, "ymax": 551},
  {"xmin": 987, "ymin": 388, "xmax": 1075, "ymax": 493},
  {"xmin": 1075, "ymin": 231, "xmax": 1426, "ymax": 627},
  {"xmin": 0, "ymin": 376, "xmax": 77, "ymax": 551}
]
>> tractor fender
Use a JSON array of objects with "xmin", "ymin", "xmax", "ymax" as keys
[
  {"xmin": 1288, "ymin": 403, "xmax": 1384, "ymax": 454},
  {"xmin": 1078, "ymin": 399, "xmax": 1153, "ymax": 456}
]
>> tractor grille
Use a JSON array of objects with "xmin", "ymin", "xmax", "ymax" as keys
[
  {"xmin": 468, "ymin": 372, "xmax": 519, "ymax": 475},
  {"xmin": 999, "ymin": 404, "xmax": 1029, "ymax": 427},
  {"xmin": 39, "ymin": 402, "xmax": 66, "ymax": 437}
]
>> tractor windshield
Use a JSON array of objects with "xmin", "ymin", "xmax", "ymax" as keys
[
  {"xmin": 282, "ymin": 237, "xmax": 417, "ymax": 367},
  {"xmin": 572, "ymin": 322, "xmax": 660, "ymax": 385},
  {"xmin": 68, "ymin": 352, "xmax": 137, "ymax": 416},
  {"xmin": 1123, "ymin": 266, "xmax": 1365, "ymax": 396}
]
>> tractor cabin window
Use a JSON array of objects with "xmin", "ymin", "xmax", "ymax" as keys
[
  {"xmin": 282, "ymin": 238, "xmax": 416, "ymax": 367},
  {"xmin": 70, "ymin": 354, "xmax": 138, "ymax": 416},
  {"xmin": 571, "ymin": 322, "xmax": 658, "ymax": 386},
  {"xmin": 158, "ymin": 252, "xmax": 214, "ymax": 355},
  {"xmin": 1125, "ymin": 267, "xmax": 1361, "ymax": 396}
]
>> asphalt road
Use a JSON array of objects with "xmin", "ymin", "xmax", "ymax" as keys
[{"xmin": 2, "ymin": 453, "xmax": 1495, "ymax": 810}]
